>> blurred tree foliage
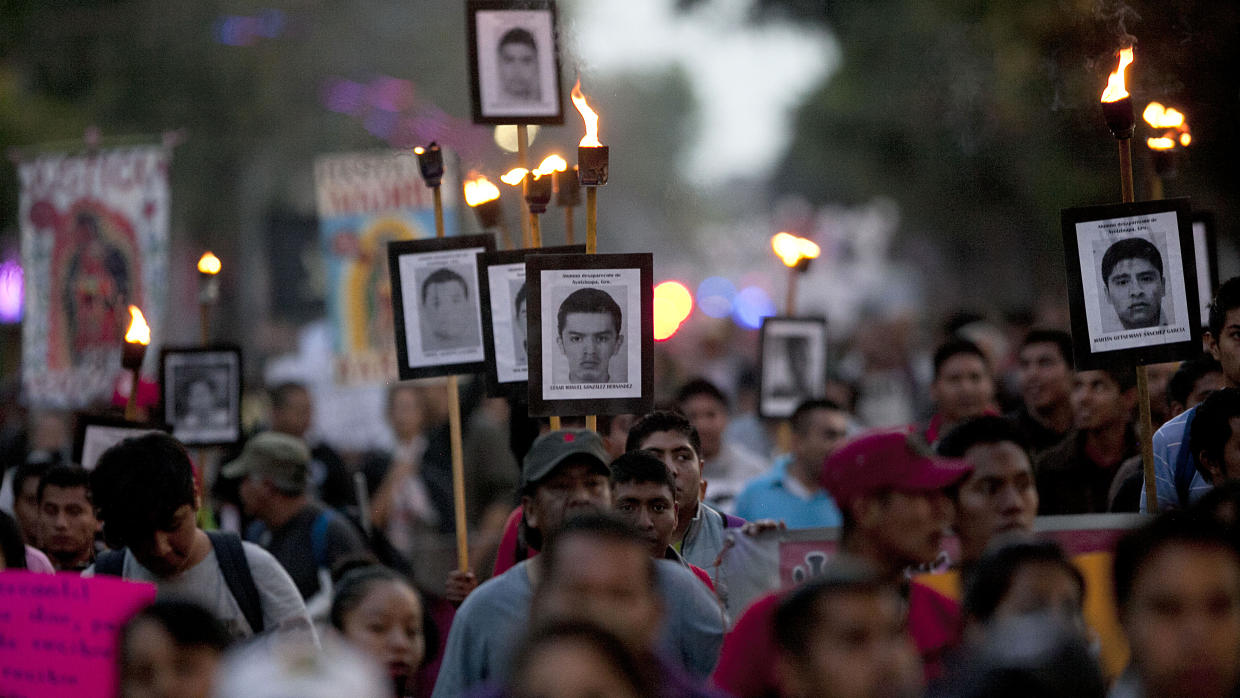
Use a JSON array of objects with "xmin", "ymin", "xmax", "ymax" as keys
[{"xmin": 689, "ymin": 0, "xmax": 1240, "ymax": 313}]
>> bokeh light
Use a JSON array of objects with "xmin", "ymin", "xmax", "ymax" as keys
[
  {"xmin": 732, "ymin": 286, "xmax": 776, "ymax": 329},
  {"xmin": 696, "ymin": 276, "xmax": 736, "ymax": 318},
  {"xmin": 0, "ymin": 261, "xmax": 22, "ymax": 323},
  {"xmin": 654, "ymin": 280, "xmax": 694, "ymax": 341},
  {"xmin": 494, "ymin": 125, "xmax": 540, "ymax": 153}
]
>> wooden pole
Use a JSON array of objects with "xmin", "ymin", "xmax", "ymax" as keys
[
  {"xmin": 530, "ymin": 212, "xmax": 542, "ymax": 248},
  {"xmin": 565, "ymin": 206, "xmax": 576, "ymax": 245},
  {"xmin": 785, "ymin": 267, "xmax": 798, "ymax": 317},
  {"xmin": 199, "ymin": 303, "xmax": 210, "ymax": 346},
  {"xmin": 516, "ymin": 125, "xmax": 532, "ymax": 248},
  {"xmin": 433, "ymin": 184, "xmax": 471, "ymax": 571},
  {"xmin": 124, "ymin": 369, "xmax": 140, "ymax": 421},
  {"xmin": 586, "ymin": 187, "xmax": 598, "ymax": 254}
]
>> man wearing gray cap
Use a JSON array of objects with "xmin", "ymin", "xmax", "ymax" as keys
[{"xmin": 226, "ymin": 432, "xmax": 368, "ymax": 615}]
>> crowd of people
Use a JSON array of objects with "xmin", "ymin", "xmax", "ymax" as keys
[{"xmin": 5, "ymin": 277, "xmax": 1240, "ymax": 697}]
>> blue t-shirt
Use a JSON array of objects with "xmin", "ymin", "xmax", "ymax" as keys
[
  {"xmin": 1140, "ymin": 405, "xmax": 1212, "ymax": 512},
  {"xmin": 734, "ymin": 456, "xmax": 842, "ymax": 528}
]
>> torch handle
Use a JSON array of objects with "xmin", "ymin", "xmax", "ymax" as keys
[
  {"xmin": 586, "ymin": 187, "xmax": 598, "ymax": 254},
  {"xmin": 1118, "ymin": 139, "xmax": 1135, "ymax": 204},
  {"xmin": 549, "ymin": 416, "xmax": 561, "ymax": 431},
  {"xmin": 1136, "ymin": 365, "xmax": 1158, "ymax": 513},
  {"xmin": 517, "ymin": 125, "xmax": 532, "ymax": 247},
  {"xmin": 498, "ymin": 218, "xmax": 514, "ymax": 251},
  {"xmin": 565, "ymin": 206, "xmax": 575, "ymax": 245},
  {"xmin": 433, "ymin": 185, "xmax": 445, "ymax": 239},
  {"xmin": 124, "ymin": 369, "xmax": 140, "ymax": 421},
  {"xmin": 786, "ymin": 268, "xmax": 798, "ymax": 317},
  {"xmin": 199, "ymin": 303, "xmax": 210, "ymax": 346},
  {"xmin": 585, "ymin": 415, "xmax": 597, "ymax": 433},
  {"xmin": 530, "ymin": 213, "xmax": 542, "ymax": 248},
  {"xmin": 447, "ymin": 375, "xmax": 470, "ymax": 572}
]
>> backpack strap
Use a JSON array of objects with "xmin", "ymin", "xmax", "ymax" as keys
[
  {"xmin": 207, "ymin": 530, "xmax": 265, "ymax": 635},
  {"xmin": 310, "ymin": 510, "xmax": 333, "ymax": 571},
  {"xmin": 94, "ymin": 549, "xmax": 125, "ymax": 576}
]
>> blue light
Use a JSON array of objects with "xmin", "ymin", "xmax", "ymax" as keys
[
  {"xmin": 732, "ymin": 286, "xmax": 776, "ymax": 329},
  {"xmin": 696, "ymin": 276, "xmax": 736, "ymax": 319}
]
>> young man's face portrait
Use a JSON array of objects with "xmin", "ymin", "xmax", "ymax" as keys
[
  {"xmin": 515, "ymin": 295, "xmax": 528, "ymax": 361},
  {"xmin": 1105, "ymin": 257, "xmax": 1166, "ymax": 329},
  {"xmin": 423, "ymin": 278, "xmax": 471, "ymax": 343},
  {"xmin": 498, "ymin": 39, "xmax": 539, "ymax": 102},
  {"xmin": 558, "ymin": 312, "xmax": 622, "ymax": 383}
]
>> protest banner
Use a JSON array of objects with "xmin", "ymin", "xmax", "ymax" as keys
[
  {"xmin": 18, "ymin": 146, "xmax": 170, "ymax": 408},
  {"xmin": 0, "ymin": 571, "xmax": 157, "ymax": 698},
  {"xmin": 314, "ymin": 150, "xmax": 459, "ymax": 385}
]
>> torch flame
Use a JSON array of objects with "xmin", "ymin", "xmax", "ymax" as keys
[
  {"xmin": 501, "ymin": 168, "xmax": 528, "ymax": 186},
  {"xmin": 771, "ymin": 232, "xmax": 821, "ymax": 268},
  {"xmin": 571, "ymin": 80, "xmax": 602, "ymax": 148},
  {"xmin": 1180, "ymin": 132, "xmax": 1192, "ymax": 147},
  {"xmin": 1100, "ymin": 47, "xmax": 1134, "ymax": 103},
  {"xmin": 413, "ymin": 146, "xmax": 426, "ymax": 155},
  {"xmin": 125, "ymin": 305, "xmax": 151, "ymax": 346},
  {"xmin": 1146, "ymin": 137, "xmax": 1176, "ymax": 151},
  {"xmin": 535, "ymin": 154, "xmax": 568, "ymax": 175},
  {"xmin": 1142, "ymin": 102, "xmax": 1184, "ymax": 128},
  {"xmin": 197, "ymin": 251, "xmax": 221, "ymax": 275},
  {"xmin": 464, "ymin": 174, "xmax": 501, "ymax": 207}
]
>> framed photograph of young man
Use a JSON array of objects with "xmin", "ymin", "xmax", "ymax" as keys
[
  {"xmin": 467, "ymin": 0, "xmax": 565, "ymax": 125},
  {"xmin": 160, "ymin": 346, "xmax": 243, "ymax": 447},
  {"xmin": 758, "ymin": 317, "xmax": 828, "ymax": 419},
  {"xmin": 478, "ymin": 244, "xmax": 585, "ymax": 397},
  {"xmin": 388, "ymin": 234, "xmax": 497, "ymax": 379},
  {"xmin": 73, "ymin": 415, "xmax": 167, "ymax": 470},
  {"xmin": 1193, "ymin": 211, "xmax": 1218, "ymax": 326},
  {"xmin": 1061, "ymin": 197, "xmax": 1201, "ymax": 369},
  {"xmin": 527, "ymin": 252, "xmax": 653, "ymax": 417}
]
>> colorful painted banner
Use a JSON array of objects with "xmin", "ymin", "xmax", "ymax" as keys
[
  {"xmin": 0, "ymin": 571, "xmax": 157, "ymax": 697},
  {"xmin": 314, "ymin": 150, "xmax": 459, "ymax": 385},
  {"xmin": 18, "ymin": 147, "xmax": 170, "ymax": 408}
]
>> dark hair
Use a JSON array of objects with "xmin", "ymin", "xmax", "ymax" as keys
[
  {"xmin": 1208, "ymin": 277, "xmax": 1240, "ymax": 338},
  {"xmin": 91, "ymin": 433, "xmax": 196, "ymax": 549},
  {"xmin": 1191, "ymin": 388, "xmax": 1240, "ymax": 480},
  {"xmin": 37, "ymin": 464, "xmax": 92, "ymax": 504},
  {"xmin": 962, "ymin": 538, "xmax": 1084, "ymax": 625},
  {"xmin": 624, "ymin": 410, "xmax": 701, "ymax": 461},
  {"xmin": 13, "ymin": 460, "xmax": 52, "ymax": 500},
  {"xmin": 1101, "ymin": 237, "xmax": 1163, "ymax": 287},
  {"xmin": 609, "ymin": 450, "xmax": 675, "ymax": 498},
  {"xmin": 1113, "ymin": 512, "xmax": 1240, "ymax": 613},
  {"xmin": 541, "ymin": 513, "xmax": 656, "ymax": 590},
  {"xmin": 1168, "ymin": 356, "xmax": 1223, "ymax": 409},
  {"xmin": 773, "ymin": 559, "xmax": 889, "ymax": 659},
  {"xmin": 1020, "ymin": 329, "xmax": 1074, "ymax": 370},
  {"xmin": 269, "ymin": 381, "xmax": 308, "ymax": 410},
  {"xmin": 933, "ymin": 338, "xmax": 989, "ymax": 379},
  {"xmin": 937, "ymin": 416, "xmax": 1031, "ymax": 460},
  {"xmin": 557, "ymin": 288, "xmax": 622, "ymax": 335},
  {"xmin": 0, "ymin": 511, "xmax": 26, "ymax": 569},
  {"xmin": 120, "ymin": 599, "xmax": 231, "ymax": 656},
  {"xmin": 1081, "ymin": 365, "xmax": 1137, "ymax": 394},
  {"xmin": 515, "ymin": 283, "xmax": 527, "ymax": 315},
  {"xmin": 509, "ymin": 621, "xmax": 654, "ymax": 697},
  {"xmin": 498, "ymin": 26, "xmax": 537, "ymax": 52},
  {"xmin": 675, "ymin": 378, "xmax": 729, "ymax": 411},
  {"xmin": 790, "ymin": 399, "xmax": 844, "ymax": 435},
  {"xmin": 421, "ymin": 267, "xmax": 468, "ymax": 305},
  {"xmin": 330, "ymin": 564, "xmax": 437, "ymax": 666}
]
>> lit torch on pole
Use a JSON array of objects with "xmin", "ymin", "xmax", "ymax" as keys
[
  {"xmin": 414, "ymin": 141, "xmax": 470, "ymax": 574},
  {"xmin": 1142, "ymin": 102, "xmax": 1191, "ymax": 200},
  {"xmin": 197, "ymin": 251, "xmax": 221, "ymax": 346},
  {"xmin": 526, "ymin": 155, "xmax": 566, "ymax": 248},
  {"xmin": 1100, "ymin": 46, "xmax": 1159, "ymax": 513},
  {"xmin": 572, "ymin": 80, "xmax": 607, "ymax": 256},
  {"xmin": 122, "ymin": 305, "xmax": 150, "ymax": 421},
  {"xmin": 464, "ymin": 173, "xmax": 510, "ymax": 249},
  {"xmin": 771, "ymin": 232, "xmax": 821, "ymax": 316}
]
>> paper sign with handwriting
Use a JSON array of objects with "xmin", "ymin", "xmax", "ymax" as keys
[{"xmin": 0, "ymin": 571, "xmax": 157, "ymax": 697}]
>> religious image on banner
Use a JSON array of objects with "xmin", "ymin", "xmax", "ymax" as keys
[
  {"xmin": 314, "ymin": 150, "xmax": 459, "ymax": 385},
  {"xmin": 18, "ymin": 147, "xmax": 170, "ymax": 408}
]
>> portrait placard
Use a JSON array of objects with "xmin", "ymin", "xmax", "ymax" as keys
[
  {"xmin": 1193, "ymin": 212, "xmax": 1218, "ymax": 326},
  {"xmin": 478, "ymin": 245, "xmax": 584, "ymax": 397},
  {"xmin": 388, "ymin": 234, "xmax": 497, "ymax": 379},
  {"xmin": 1061, "ymin": 198, "xmax": 1201, "ymax": 368},
  {"xmin": 72, "ymin": 414, "xmax": 168, "ymax": 470},
  {"xmin": 758, "ymin": 317, "xmax": 828, "ymax": 419},
  {"xmin": 527, "ymin": 252, "xmax": 653, "ymax": 417},
  {"xmin": 159, "ymin": 346, "xmax": 242, "ymax": 447},
  {"xmin": 467, "ymin": 0, "xmax": 565, "ymax": 125}
]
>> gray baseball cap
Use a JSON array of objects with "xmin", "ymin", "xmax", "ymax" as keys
[
  {"xmin": 521, "ymin": 430, "xmax": 610, "ymax": 490},
  {"xmin": 222, "ymin": 432, "xmax": 311, "ymax": 492}
]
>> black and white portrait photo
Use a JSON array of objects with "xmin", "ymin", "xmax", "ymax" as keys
[
  {"xmin": 161, "ymin": 347, "xmax": 242, "ymax": 446},
  {"xmin": 526, "ymin": 252, "xmax": 653, "ymax": 417},
  {"xmin": 759, "ymin": 317, "xmax": 827, "ymax": 418},
  {"xmin": 74, "ymin": 416, "xmax": 166, "ymax": 470},
  {"xmin": 1062, "ymin": 198, "xmax": 1201, "ymax": 368},
  {"xmin": 467, "ymin": 1, "xmax": 564, "ymax": 124},
  {"xmin": 388, "ymin": 234, "xmax": 496, "ymax": 379}
]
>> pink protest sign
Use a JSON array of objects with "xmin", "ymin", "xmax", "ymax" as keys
[{"xmin": 0, "ymin": 571, "xmax": 157, "ymax": 698}]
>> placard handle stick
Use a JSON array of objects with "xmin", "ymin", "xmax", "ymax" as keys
[
  {"xmin": 517, "ymin": 125, "xmax": 533, "ymax": 248},
  {"xmin": 565, "ymin": 205, "xmax": 575, "ymax": 245},
  {"xmin": 582, "ymin": 186, "xmax": 599, "ymax": 432},
  {"xmin": 432, "ymin": 183, "xmax": 471, "ymax": 572}
]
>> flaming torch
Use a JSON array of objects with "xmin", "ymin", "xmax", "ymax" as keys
[
  {"xmin": 1100, "ymin": 46, "xmax": 1158, "ymax": 512},
  {"xmin": 415, "ymin": 142, "xmax": 470, "ymax": 573},
  {"xmin": 464, "ymin": 174, "xmax": 510, "ymax": 248},
  {"xmin": 1142, "ymin": 102, "xmax": 1191, "ymax": 198},
  {"xmin": 122, "ymin": 305, "xmax": 150, "ymax": 420},
  {"xmin": 526, "ymin": 154, "xmax": 566, "ymax": 247},
  {"xmin": 572, "ymin": 80, "xmax": 607, "ymax": 255},
  {"xmin": 556, "ymin": 165, "xmax": 581, "ymax": 244},
  {"xmin": 771, "ymin": 232, "xmax": 821, "ymax": 315},
  {"xmin": 197, "ymin": 251, "xmax": 221, "ymax": 345}
]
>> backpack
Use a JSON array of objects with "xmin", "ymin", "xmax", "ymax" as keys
[
  {"xmin": 94, "ymin": 530, "xmax": 264, "ymax": 634},
  {"xmin": 245, "ymin": 508, "xmax": 335, "ymax": 571}
]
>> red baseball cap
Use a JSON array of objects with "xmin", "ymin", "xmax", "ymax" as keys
[{"xmin": 819, "ymin": 426, "xmax": 973, "ymax": 511}]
